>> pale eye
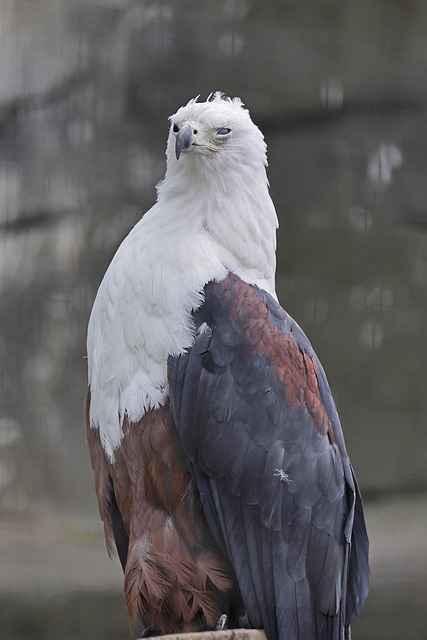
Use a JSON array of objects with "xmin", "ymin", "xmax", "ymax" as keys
[
  {"xmin": 216, "ymin": 127, "xmax": 232, "ymax": 137},
  {"xmin": 172, "ymin": 123, "xmax": 179, "ymax": 133}
]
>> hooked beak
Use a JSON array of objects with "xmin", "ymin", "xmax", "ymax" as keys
[{"xmin": 175, "ymin": 124, "xmax": 195, "ymax": 160}]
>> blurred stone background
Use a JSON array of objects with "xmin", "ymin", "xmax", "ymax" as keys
[{"xmin": 1, "ymin": 0, "xmax": 426, "ymax": 638}]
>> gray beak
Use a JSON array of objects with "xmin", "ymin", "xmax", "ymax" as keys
[{"xmin": 175, "ymin": 124, "xmax": 195, "ymax": 160}]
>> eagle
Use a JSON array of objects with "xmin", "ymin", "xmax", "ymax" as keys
[{"xmin": 85, "ymin": 93, "xmax": 369, "ymax": 640}]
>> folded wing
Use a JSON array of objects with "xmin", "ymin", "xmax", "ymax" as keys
[{"xmin": 169, "ymin": 273, "xmax": 369, "ymax": 640}]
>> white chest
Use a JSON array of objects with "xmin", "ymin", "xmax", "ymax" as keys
[
  {"xmin": 87, "ymin": 208, "xmax": 228, "ymax": 460},
  {"xmin": 87, "ymin": 173, "xmax": 277, "ymax": 461}
]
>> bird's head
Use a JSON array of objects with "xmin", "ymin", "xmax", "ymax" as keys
[
  {"xmin": 158, "ymin": 92, "xmax": 278, "ymax": 299},
  {"xmin": 165, "ymin": 92, "xmax": 268, "ymax": 176}
]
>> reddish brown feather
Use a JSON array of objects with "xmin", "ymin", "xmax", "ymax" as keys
[
  {"xmin": 223, "ymin": 275, "xmax": 334, "ymax": 441},
  {"xmin": 85, "ymin": 390, "xmax": 121, "ymax": 556},
  {"xmin": 85, "ymin": 392, "xmax": 236, "ymax": 633}
]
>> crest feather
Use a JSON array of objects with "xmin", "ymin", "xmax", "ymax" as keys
[{"xmin": 206, "ymin": 91, "xmax": 245, "ymax": 109}]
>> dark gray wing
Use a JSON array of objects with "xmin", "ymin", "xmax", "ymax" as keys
[{"xmin": 169, "ymin": 273, "xmax": 369, "ymax": 640}]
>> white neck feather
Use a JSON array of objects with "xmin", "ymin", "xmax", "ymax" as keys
[{"xmin": 157, "ymin": 149, "xmax": 278, "ymax": 291}]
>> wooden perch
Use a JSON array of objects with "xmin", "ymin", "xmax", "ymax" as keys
[{"xmin": 144, "ymin": 630, "xmax": 267, "ymax": 640}]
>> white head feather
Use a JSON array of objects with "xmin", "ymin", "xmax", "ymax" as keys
[{"xmin": 87, "ymin": 93, "xmax": 279, "ymax": 459}]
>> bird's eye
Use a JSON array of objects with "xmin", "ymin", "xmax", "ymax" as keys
[
  {"xmin": 172, "ymin": 123, "xmax": 179, "ymax": 133},
  {"xmin": 216, "ymin": 128, "xmax": 232, "ymax": 137}
]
